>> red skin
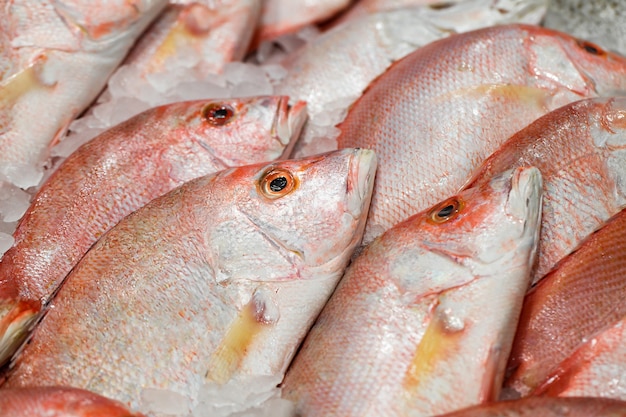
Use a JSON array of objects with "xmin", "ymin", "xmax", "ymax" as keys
[
  {"xmin": 0, "ymin": 386, "xmax": 144, "ymax": 416},
  {"xmin": 0, "ymin": 96, "xmax": 303, "ymax": 365}
]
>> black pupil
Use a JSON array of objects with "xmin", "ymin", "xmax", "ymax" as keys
[
  {"xmin": 212, "ymin": 107, "xmax": 230, "ymax": 119},
  {"xmin": 437, "ymin": 204, "xmax": 455, "ymax": 218},
  {"xmin": 269, "ymin": 176, "xmax": 288, "ymax": 192},
  {"xmin": 584, "ymin": 44, "xmax": 599, "ymax": 54}
]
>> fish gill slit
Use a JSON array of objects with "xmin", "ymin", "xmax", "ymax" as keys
[{"xmin": 239, "ymin": 208, "xmax": 304, "ymax": 269}]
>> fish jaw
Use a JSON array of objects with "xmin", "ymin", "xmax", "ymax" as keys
[
  {"xmin": 419, "ymin": 167, "xmax": 542, "ymax": 281},
  {"xmin": 124, "ymin": 0, "xmax": 261, "ymax": 77},
  {"xmin": 274, "ymin": 97, "xmax": 308, "ymax": 159},
  {"xmin": 50, "ymin": 0, "xmax": 167, "ymax": 50}
]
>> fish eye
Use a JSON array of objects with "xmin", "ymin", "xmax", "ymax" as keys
[
  {"xmin": 259, "ymin": 168, "xmax": 296, "ymax": 199},
  {"xmin": 202, "ymin": 103, "xmax": 235, "ymax": 126},
  {"xmin": 428, "ymin": 198, "xmax": 463, "ymax": 224},
  {"xmin": 576, "ymin": 39, "xmax": 606, "ymax": 57}
]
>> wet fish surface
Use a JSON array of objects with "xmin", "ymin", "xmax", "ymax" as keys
[
  {"xmin": 505, "ymin": 207, "xmax": 626, "ymax": 398},
  {"xmin": 336, "ymin": 23, "xmax": 626, "ymax": 245},
  {"xmin": 282, "ymin": 166, "xmax": 542, "ymax": 416},
  {"xmin": 434, "ymin": 396, "xmax": 626, "ymax": 417},
  {"xmin": 0, "ymin": 96, "xmax": 307, "ymax": 368},
  {"xmin": 0, "ymin": 386, "xmax": 145, "ymax": 417},
  {"xmin": 278, "ymin": 0, "xmax": 549, "ymax": 156},
  {"xmin": 465, "ymin": 97, "xmax": 626, "ymax": 284},
  {"xmin": 3, "ymin": 149, "xmax": 376, "ymax": 415},
  {"xmin": 0, "ymin": 0, "xmax": 168, "ymax": 188}
]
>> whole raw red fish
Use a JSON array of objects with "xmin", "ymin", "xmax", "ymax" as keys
[
  {"xmin": 504, "ymin": 207, "xmax": 626, "ymax": 398},
  {"xmin": 282, "ymin": 166, "xmax": 542, "ymax": 417},
  {"xmin": 465, "ymin": 97, "xmax": 626, "ymax": 284},
  {"xmin": 277, "ymin": 0, "xmax": 549, "ymax": 157},
  {"xmin": 3, "ymin": 149, "xmax": 376, "ymax": 415},
  {"xmin": 0, "ymin": 0, "xmax": 168, "ymax": 188},
  {"xmin": 435, "ymin": 397, "xmax": 626, "ymax": 417},
  {"xmin": 0, "ymin": 96, "xmax": 306, "ymax": 367},
  {"xmin": 337, "ymin": 24, "xmax": 626, "ymax": 244},
  {"xmin": 0, "ymin": 386, "xmax": 145, "ymax": 417}
]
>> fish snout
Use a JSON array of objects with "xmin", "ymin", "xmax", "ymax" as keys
[
  {"xmin": 508, "ymin": 166, "xmax": 543, "ymax": 237},
  {"xmin": 275, "ymin": 98, "xmax": 308, "ymax": 158},
  {"xmin": 347, "ymin": 149, "xmax": 377, "ymax": 219}
]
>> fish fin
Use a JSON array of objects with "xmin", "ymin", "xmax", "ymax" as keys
[
  {"xmin": 205, "ymin": 289, "xmax": 277, "ymax": 384},
  {"xmin": 0, "ymin": 299, "xmax": 39, "ymax": 366},
  {"xmin": 0, "ymin": 56, "xmax": 54, "ymax": 112},
  {"xmin": 439, "ymin": 84, "xmax": 551, "ymax": 112},
  {"xmin": 145, "ymin": 4, "xmax": 220, "ymax": 73},
  {"xmin": 48, "ymin": 118, "xmax": 74, "ymax": 150},
  {"xmin": 403, "ymin": 303, "xmax": 464, "ymax": 392}
]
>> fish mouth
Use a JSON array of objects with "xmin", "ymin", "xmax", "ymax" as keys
[
  {"xmin": 507, "ymin": 166, "xmax": 543, "ymax": 242},
  {"xmin": 347, "ymin": 149, "xmax": 377, "ymax": 222},
  {"xmin": 274, "ymin": 97, "xmax": 308, "ymax": 159}
]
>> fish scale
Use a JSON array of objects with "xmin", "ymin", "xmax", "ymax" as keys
[
  {"xmin": 337, "ymin": 24, "xmax": 626, "ymax": 245},
  {"xmin": 0, "ymin": 0, "xmax": 169, "ymax": 188},
  {"xmin": 504, "ymin": 207, "xmax": 626, "ymax": 397},
  {"xmin": 465, "ymin": 97, "xmax": 626, "ymax": 285},
  {"xmin": 2, "ymin": 149, "xmax": 376, "ymax": 415},
  {"xmin": 0, "ymin": 96, "xmax": 307, "ymax": 369},
  {"xmin": 282, "ymin": 166, "xmax": 542, "ymax": 417}
]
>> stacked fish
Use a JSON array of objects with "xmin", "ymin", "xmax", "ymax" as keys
[{"xmin": 0, "ymin": 0, "xmax": 625, "ymax": 416}]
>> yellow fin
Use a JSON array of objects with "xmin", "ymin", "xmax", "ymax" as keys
[
  {"xmin": 148, "ymin": 5, "xmax": 215, "ymax": 73},
  {"xmin": 438, "ymin": 84, "xmax": 551, "ymax": 110},
  {"xmin": 0, "ymin": 57, "xmax": 51, "ymax": 111},
  {"xmin": 206, "ymin": 291, "xmax": 275, "ymax": 384},
  {"xmin": 403, "ymin": 310, "xmax": 465, "ymax": 391}
]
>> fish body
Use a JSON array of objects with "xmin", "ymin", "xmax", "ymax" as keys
[
  {"xmin": 125, "ymin": 0, "xmax": 261, "ymax": 78},
  {"xmin": 435, "ymin": 396, "xmax": 626, "ymax": 417},
  {"xmin": 465, "ymin": 97, "xmax": 626, "ymax": 283},
  {"xmin": 282, "ymin": 166, "xmax": 542, "ymax": 417},
  {"xmin": 0, "ymin": 386, "xmax": 145, "ymax": 417},
  {"xmin": 278, "ymin": 1, "xmax": 549, "ymax": 156},
  {"xmin": 331, "ymin": 0, "xmax": 546, "ymax": 28},
  {"xmin": 3, "ymin": 149, "xmax": 376, "ymax": 414},
  {"xmin": 58, "ymin": 0, "xmax": 262, "ymax": 156},
  {"xmin": 505, "ymin": 208, "xmax": 626, "ymax": 398},
  {"xmin": 255, "ymin": 0, "xmax": 350, "ymax": 44},
  {"xmin": 336, "ymin": 24, "xmax": 626, "ymax": 244},
  {"xmin": 535, "ymin": 315, "xmax": 626, "ymax": 400},
  {"xmin": 0, "ymin": 0, "xmax": 168, "ymax": 188},
  {"xmin": 0, "ymin": 96, "xmax": 307, "ymax": 367}
]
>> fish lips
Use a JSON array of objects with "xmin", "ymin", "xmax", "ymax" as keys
[{"xmin": 274, "ymin": 97, "xmax": 308, "ymax": 159}]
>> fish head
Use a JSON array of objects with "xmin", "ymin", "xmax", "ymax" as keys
[
  {"xmin": 405, "ymin": 166, "xmax": 542, "ymax": 292},
  {"xmin": 52, "ymin": 0, "xmax": 167, "ymax": 47},
  {"xmin": 528, "ymin": 26, "xmax": 626, "ymax": 98},
  {"xmin": 207, "ymin": 148, "xmax": 376, "ymax": 283},
  {"xmin": 183, "ymin": 96, "xmax": 307, "ymax": 167}
]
